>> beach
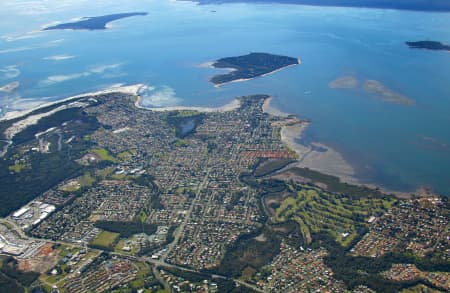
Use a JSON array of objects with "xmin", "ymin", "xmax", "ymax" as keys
[
  {"xmin": 262, "ymin": 96, "xmax": 290, "ymax": 117},
  {"xmin": 280, "ymin": 123, "xmax": 358, "ymax": 185},
  {"xmin": 135, "ymin": 95, "xmax": 241, "ymax": 113},
  {"xmin": 0, "ymin": 84, "xmax": 144, "ymax": 122},
  {"xmin": 263, "ymin": 96, "xmax": 359, "ymax": 185},
  {"xmin": 264, "ymin": 98, "xmax": 415, "ymax": 197}
]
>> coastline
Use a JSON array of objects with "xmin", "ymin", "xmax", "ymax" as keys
[
  {"xmin": 263, "ymin": 96, "xmax": 357, "ymax": 184},
  {"xmin": 262, "ymin": 97, "xmax": 415, "ymax": 198},
  {"xmin": 262, "ymin": 96, "xmax": 290, "ymax": 117},
  {"xmin": 1, "ymin": 88, "xmax": 418, "ymax": 198},
  {"xmin": 212, "ymin": 58, "xmax": 301, "ymax": 88},
  {"xmin": 134, "ymin": 95, "xmax": 241, "ymax": 113},
  {"xmin": 280, "ymin": 122, "xmax": 359, "ymax": 185},
  {"xmin": 138, "ymin": 94, "xmax": 361, "ymax": 189},
  {"xmin": 0, "ymin": 84, "xmax": 145, "ymax": 122}
]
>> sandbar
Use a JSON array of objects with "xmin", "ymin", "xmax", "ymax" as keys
[
  {"xmin": 0, "ymin": 81, "xmax": 20, "ymax": 93},
  {"xmin": 328, "ymin": 75, "xmax": 358, "ymax": 89}
]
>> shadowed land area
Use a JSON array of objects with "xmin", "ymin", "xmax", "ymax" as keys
[
  {"xmin": 406, "ymin": 41, "xmax": 450, "ymax": 51},
  {"xmin": 182, "ymin": 0, "xmax": 450, "ymax": 12}
]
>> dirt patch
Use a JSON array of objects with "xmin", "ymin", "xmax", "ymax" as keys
[
  {"xmin": 272, "ymin": 226, "xmax": 289, "ymax": 233},
  {"xmin": 18, "ymin": 243, "xmax": 59, "ymax": 273}
]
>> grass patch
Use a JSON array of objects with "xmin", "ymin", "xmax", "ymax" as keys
[
  {"xmin": 174, "ymin": 139, "xmax": 190, "ymax": 147},
  {"xmin": 90, "ymin": 148, "xmax": 116, "ymax": 162},
  {"xmin": 272, "ymin": 183, "xmax": 394, "ymax": 246},
  {"xmin": 79, "ymin": 173, "xmax": 96, "ymax": 187},
  {"xmin": 90, "ymin": 231, "xmax": 119, "ymax": 250},
  {"xmin": 8, "ymin": 163, "xmax": 26, "ymax": 173},
  {"xmin": 117, "ymin": 149, "xmax": 136, "ymax": 161}
]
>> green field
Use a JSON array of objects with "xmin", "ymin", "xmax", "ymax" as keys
[
  {"xmin": 273, "ymin": 183, "xmax": 395, "ymax": 246},
  {"xmin": 90, "ymin": 231, "xmax": 120, "ymax": 250},
  {"xmin": 90, "ymin": 148, "xmax": 117, "ymax": 162}
]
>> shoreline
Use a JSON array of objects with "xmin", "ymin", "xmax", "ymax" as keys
[
  {"xmin": 262, "ymin": 96, "xmax": 291, "ymax": 117},
  {"xmin": 1, "ymin": 88, "xmax": 419, "ymax": 198},
  {"xmin": 135, "ymin": 95, "xmax": 241, "ymax": 113},
  {"xmin": 279, "ymin": 122, "xmax": 360, "ymax": 186},
  {"xmin": 0, "ymin": 84, "xmax": 145, "ymax": 122},
  {"xmin": 262, "ymin": 97, "xmax": 415, "ymax": 198},
  {"xmin": 212, "ymin": 58, "xmax": 301, "ymax": 88}
]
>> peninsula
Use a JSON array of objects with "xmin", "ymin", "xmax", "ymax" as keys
[
  {"xmin": 406, "ymin": 41, "xmax": 450, "ymax": 51},
  {"xmin": 209, "ymin": 52, "xmax": 300, "ymax": 87},
  {"xmin": 43, "ymin": 12, "xmax": 148, "ymax": 31}
]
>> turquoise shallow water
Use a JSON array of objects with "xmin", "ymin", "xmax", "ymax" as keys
[{"xmin": 0, "ymin": 0, "xmax": 449, "ymax": 194}]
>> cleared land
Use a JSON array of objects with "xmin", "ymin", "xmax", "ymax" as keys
[{"xmin": 90, "ymin": 231, "xmax": 119, "ymax": 250}]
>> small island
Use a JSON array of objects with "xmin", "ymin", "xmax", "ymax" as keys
[
  {"xmin": 209, "ymin": 52, "xmax": 300, "ymax": 87},
  {"xmin": 43, "ymin": 12, "xmax": 148, "ymax": 31},
  {"xmin": 406, "ymin": 41, "xmax": 450, "ymax": 51},
  {"xmin": 328, "ymin": 76, "xmax": 415, "ymax": 106}
]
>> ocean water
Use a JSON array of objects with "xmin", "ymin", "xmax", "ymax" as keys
[{"xmin": 0, "ymin": 0, "xmax": 449, "ymax": 194}]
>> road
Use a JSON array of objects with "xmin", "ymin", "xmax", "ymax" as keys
[
  {"xmin": 160, "ymin": 163, "xmax": 211, "ymax": 262},
  {"xmin": 1, "ymin": 188, "xmax": 265, "ymax": 293}
]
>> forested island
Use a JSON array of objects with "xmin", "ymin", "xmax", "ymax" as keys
[
  {"xmin": 43, "ymin": 12, "xmax": 148, "ymax": 31},
  {"xmin": 209, "ymin": 52, "xmax": 300, "ymax": 86},
  {"xmin": 406, "ymin": 41, "xmax": 450, "ymax": 51}
]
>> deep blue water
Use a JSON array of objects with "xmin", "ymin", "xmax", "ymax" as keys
[{"xmin": 0, "ymin": 0, "xmax": 449, "ymax": 194}]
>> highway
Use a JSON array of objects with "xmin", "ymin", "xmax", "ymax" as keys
[{"xmin": 1, "ymin": 215, "xmax": 265, "ymax": 292}]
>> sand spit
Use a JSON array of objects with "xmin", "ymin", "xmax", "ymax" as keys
[
  {"xmin": 1, "ymin": 84, "xmax": 145, "ymax": 142},
  {"xmin": 0, "ymin": 84, "xmax": 144, "ymax": 122}
]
